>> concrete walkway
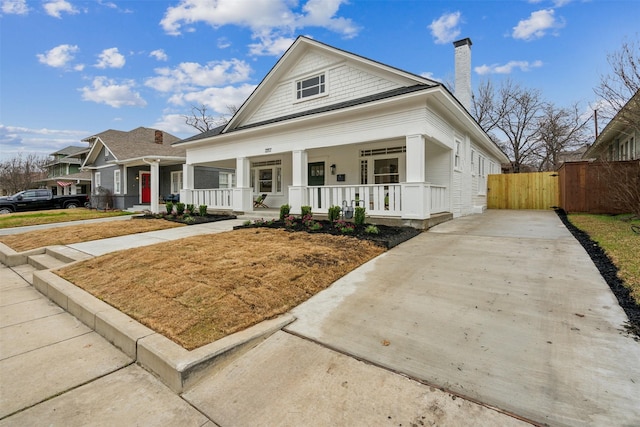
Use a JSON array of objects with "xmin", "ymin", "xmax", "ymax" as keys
[{"xmin": 1, "ymin": 210, "xmax": 638, "ymax": 426}]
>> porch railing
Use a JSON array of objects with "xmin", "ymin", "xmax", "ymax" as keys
[
  {"xmin": 307, "ymin": 184, "xmax": 403, "ymax": 217},
  {"xmin": 430, "ymin": 185, "xmax": 447, "ymax": 214},
  {"xmin": 189, "ymin": 189, "xmax": 233, "ymax": 209}
]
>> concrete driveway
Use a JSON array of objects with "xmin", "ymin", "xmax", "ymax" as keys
[{"xmin": 282, "ymin": 210, "xmax": 640, "ymax": 426}]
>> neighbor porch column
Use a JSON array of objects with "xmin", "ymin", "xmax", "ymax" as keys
[
  {"xmin": 402, "ymin": 134, "xmax": 430, "ymax": 219},
  {"xmin": 150, "ymin": 160, "xmax": 160, "ymax": 214},
  {"xmin": 180, "ymin": 163, "xmax": 195, "ymax": 205},
  {"xmin": 232, "ymin": 157, "xmax": 252, "ymax": 212},
  {"xmin": 289, "ymin": 150, "xmax": 308, "ymax": 215}
]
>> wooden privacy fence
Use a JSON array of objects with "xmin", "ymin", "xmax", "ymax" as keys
[{"xmin": 487, "ymin": 172, "xmax": 559, "ymax": 210}]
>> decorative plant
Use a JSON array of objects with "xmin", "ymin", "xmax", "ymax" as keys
[
  {"xmin": 307, "ymin": 221, "xmax": 323, "ymax": 231},
  {"xmin": 365, "ymin": 224, "xmax": 379, "ymax": 234},
  {"xmin": 301, "ymin": 205, "xmax": 312, "ymax": 217},
  {"xmin": 334, "ymin": 219, "xmax": 355, "ymax": 234},
  {"xmin": 284, "ymin": 214, "xmax": 296, "ymax": 229},
  {"xmin": 253, "ymin": 218, "xmax": 274, "ymax": 226},
  {"xmin": 187, "ymin": 204, "xmax": 195, "ymax": 214},
  {"xmin": 183, "ymin": 215, "xmax": 196, "ymax": 224},
  {"xmin": 199, "ymin": 205, "xmax": 208, "ymax": 216},
  {"xmin": 279, "ymin": 204, "xmax": 291, "ymax": 221},
  {"xmin": 354, "ymin": 206, "xmax": 366, "ymax": 225},
  {"xmin": 175, "ymin": 202, "xmax": 186, "ymax": 216},
  {"xmin": 243, "ymin": 220, "xmax": 252, "ymax": 226},
  {"xmin": 165, "ymin": 201, "xmax": 174, "ymax": 215},
  {"xmin": 328, "ymin": 205, "xmax": 341, "ymax": 222}
]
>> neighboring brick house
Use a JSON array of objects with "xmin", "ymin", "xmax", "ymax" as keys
[
  {"xmin": 175, "ymin": 36, "xmax": 508, "ymax": 226},
  {"xmin": 40, "ymin": 146, "xmax": 91, "ymax": 195}
]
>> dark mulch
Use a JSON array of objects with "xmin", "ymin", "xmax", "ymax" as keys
[
  {"xmin": 234, "ymin": 219, "xmax": 422, "ymax": 249},
  {"xmin": 134, "ymin": 213, "xmax": 237, "ymax": 225},
  {"xmin": 555, "ymin": 209, "xmax": 640, "ymax": 340}
]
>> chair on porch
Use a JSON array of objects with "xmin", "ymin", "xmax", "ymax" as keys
[{"xmin": 253, "ymin": 193, "xmax": 269, "ymax": 208}]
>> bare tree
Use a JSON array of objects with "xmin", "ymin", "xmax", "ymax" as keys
[
  {"xmin": 0, "ymin": 153, "xmax": 48, "ymax": 194},
  {"xmin": 535, "ymin": 103, "xmax": 592, "ymax": 171},
  {"xmin": 594, "ymin": 34, "xmax": 640, "ymax": 131},
  {"xmin": 473, "ymin": 79, "xmax": 546, "ymax": 172},
  {"xmin": 183, "ymin": 104, "xmax": 238, "ymax": 133}
]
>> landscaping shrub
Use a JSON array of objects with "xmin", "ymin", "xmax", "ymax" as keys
[
  {"xmin": 280, "ymin": 204, "xmax": 291, "ymax": 221},
  {"xmin": 165, "ymin": 201, "xmax": 174, "ymax": 215},
  {"xmin": 365, "ymin": 224, "xmax": 379, "ymax": 234},
  {"xmin": 354, "ymin": 206, "xmax": 366, "ymax": 225},
  {"xmin": 176, "ymin": 202, "xmax": 186, "ymax": 216},
  {"xmin": 328, "ymin": 205, "xmax": 341, "ymax": 222},
  {"xmin": 199, "ymin": 205, "xmax": 208, "ymax": 216},
  {"xmin": 301, "ymin": 205, "xmax": 312, "ymax": 217},
  {"xmin": 187, "ymin": 204, "xmax": 195, "ymax": 214}
]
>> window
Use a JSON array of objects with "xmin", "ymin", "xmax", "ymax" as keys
[
  {"xmin": 219, "ymin": 172, "xmax": 235, "ymax": 189},
  {"xmin": 360, "ymin": 160, "xmax": 368, "ymax": 185},
  {"xmin": 296, "ymin": 73, "xmax": 325, "ymax": 100},
  {"xmin": 113, "ymin": 170, "xmax": 121, "ymax": 194},
  {"xmin": 251, "ymin": 160, "xmax": 282, "ymax": 193},
  {"xmin": 454, "ymin": 139, "xmax": 462, "ymax": 170},
  {"xmin": 171, "ymin": 171, "xmax": 183, "ymax": 194},
  {"xmin": 94, "ymin": 172, "xmax": 101, "ymax": 193},
  {"xmin": 471, "ymin": 149, "xmax": 476, "ymax": 174},
  {"xmin": 373, "ymin": 158, "xmax": 399, "ymax": 184}
]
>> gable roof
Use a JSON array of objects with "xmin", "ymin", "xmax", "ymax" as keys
[
  {"xmin": 51, "ymin": 145, "xmax": 88, "ymax": 157},
  {"xmin": 584, "ymin": 89, "xmax": 640, "ymax": 159},
  {"xmin": 175, "ymin": 36, "xmax": 439, "ymax": 146},
  {"xmin": 83, "ymin": 127, "xmax": 184, "ymax": 166}
]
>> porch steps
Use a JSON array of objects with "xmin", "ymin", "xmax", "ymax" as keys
[{"xmin": 27, "ymin": 245, "xmax": 92, "ymax": 271}]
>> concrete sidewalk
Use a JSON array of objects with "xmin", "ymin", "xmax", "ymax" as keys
[{"xmin": 1, "ymin": 210, "xmax": 638, "ymax": 426}]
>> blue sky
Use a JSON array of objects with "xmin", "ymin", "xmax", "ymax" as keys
[{"xmin": 1, "ymin": 0, "xmax": 638, "ymax": 160}]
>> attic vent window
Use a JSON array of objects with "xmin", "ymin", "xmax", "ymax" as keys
[
  {"xmin": 296, "ymin": 73, "xmax": 325, "ymax": 100},
  {"xmin": 360, "ymin": 146, "xmax": 406, "ymax": 157}
]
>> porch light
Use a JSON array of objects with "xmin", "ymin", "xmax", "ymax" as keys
[{"xmin": 330, "ymin": 164, "xmax": 336, "ymax": 175}]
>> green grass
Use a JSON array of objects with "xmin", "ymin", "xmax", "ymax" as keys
[
  {"xmin": 568, "ymin": 214, "xmax": 640, "ymax": 305},
  {"xmin": 0, "ymin": 208, "xmax": 133, "ymax": 229}
]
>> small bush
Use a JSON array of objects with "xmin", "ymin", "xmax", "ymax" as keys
[
  {"xmin": 175, "ymin": 202, "xmax": 186, "ymax": 216},
  {"xmin": 199, "ymin": 205, "xmax": 208, "ymax": 216},
  {"xmin": 279, "ymin": 204, "xmax": 291, "ymax": 221},
  {"xmin": 334, "ymin": 219, "xmax": 355, "ymax": 234},
  {"xmin": 301, "ymin": 205, "xmax": 312, "ymax": 217},
  {"xmin": 183, "ymin": 215, "xmax": 195, "ymax": 224},
  {"xmin": 365, "ymin": 224, "xmax": 379, "ymax": 234},
  {"xmin": 243, "ymin": 220, "xmax": 251, "ymax": 226},
  {"xmin": 328, "ymin": 205, "xmax": 341, "ymax": 222},
  {"xmin": 354, "ymin": 206, "xmax": 366, "ymax": 225},
  {"xmin": 165, "ymin": 201, "xmax": 174, "ymax": 215},
  {"xmin": 186, "ymin": 204, "xmax": 195, "ymax": 214},
  {"xmin": 284, "ymin": 214, "xmax": 296, "ymax": 229}
]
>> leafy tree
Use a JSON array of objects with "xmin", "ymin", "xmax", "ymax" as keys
[{"xmin": 0, "ymin": 153, "xmax": 48, "ymax": 194}]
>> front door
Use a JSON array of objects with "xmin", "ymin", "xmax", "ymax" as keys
[
  {"xmin": 308, "ymin": 162, "xmax": 325, "ymax": 207},
  {"xmin": 141, "ymin": 172, "xmax": 151, "ymax": 203}
]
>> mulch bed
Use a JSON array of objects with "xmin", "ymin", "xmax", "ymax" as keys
[
  {"xmin": 133, "ymin": 213, "xmax": 237, "ymax": 225},
  {"xmin": 556, "ymin": 209, "xmax": 640, "ymax": 340},
  {"xmin": 234, "ymin": 219, "xmax": 422, "ymax": 249}
]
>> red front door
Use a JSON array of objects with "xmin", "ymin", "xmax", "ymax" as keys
[{"xmin": 141, "ymin": 173, "xmax": 151, "ymax": 203}]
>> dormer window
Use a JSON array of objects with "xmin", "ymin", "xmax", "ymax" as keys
[{"xmin": 296, "ymin": 73, "xmax": 325, "ymax": 100}]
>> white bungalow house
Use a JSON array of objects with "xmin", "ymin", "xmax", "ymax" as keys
[{"xmin": 175, "ymin": 36, "xmax": 508, "ymax": 227}]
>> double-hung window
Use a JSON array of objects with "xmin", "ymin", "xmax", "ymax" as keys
[
  {"xmin": 94, "ymin": 172, "xmax": 101, "ymax": 193},
  {"xmin": 113, "ymin": 170, "xmax": 121, "ymax": 194},
  {"xmin": 296, "ymin": 73, "xmax": 325, "ymax": 100},
  {"xmin": 251, "ymin": 160, "xmax": 282, "ymax": 194},
  {"xmin": 171, "ymin": 171, "xmax": 183, "ymax": 194}
]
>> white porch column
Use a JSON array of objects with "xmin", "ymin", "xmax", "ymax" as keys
[
  {"xmin": 180, "ymin": 163, "xmax": 195, "ymax": 205},
  {"xmin": 288, "ymin": 150, "xmax": 308, "ymax": 214},
  {"xmin": 233, "ymin": 157, "xmax": 252, "ymax": 212},
  {"xmin": 402, "ymin": 134, "xmax": 430, "ymax": 219},
  {"xmin": 150, "ymin": 160, "xmax": 160, "ymax": 214}
]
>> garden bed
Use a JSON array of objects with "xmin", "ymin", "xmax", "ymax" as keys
[
  {"xmin": 134, "ymin": 213, "xmax": 237, "ymax": 225},
  {"xmin": 234, "ymin": 218, "xmax": 421, "ymax": 249}
]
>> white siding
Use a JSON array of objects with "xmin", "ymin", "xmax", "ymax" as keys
[{"xmin": 245, "ymin": 58, "xmax": 403, "ymax": 126}]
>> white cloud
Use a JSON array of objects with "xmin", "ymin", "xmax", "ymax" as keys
[
  {"xmin": 512, "ymin": 9, "xmax": 564, "ymax": 41},
  {"xmin": 150, "ymin": 49, "xmax": 169, "ymax": 61},
  {"xmin": 248, "ymin": 33, "xmax": 295, "ymax": 56},
  {"xmin": 151, "ymin": 113, "xmax": 196, "ymax": 136},
  {"xmin": 145, "ymin": 59, "xmax": 252, "ymax": 93},
  {"xmin": 217, "ymin": 37, "xmax": 231, "ymax": 49},
  {"xmin": 0, "ymin": 124, "xmax": 90, "ymax": 161},
  {"xmin": 43, "ymin": 0, "xmax": 78, "ymax": 18},
  {"xmin": 428, "ymin": 11, "xmax": 462, "ymax": 44},
  {"xmin": 160, "ymin": 0, "xmax": 359, "ymax": 55},
  {"xmin": 36, "ymin": 44, "xmax": 79, "ymax": 68},
  {"xmin": 1, "ymin": 0, "xmax": 29, "ymax": 15},
  {"xmin": 95, "ymin": 47, "xmax": 126, "ymax": 69},
  {"xmin": 80, "ymin": 76, "xmax": 147, "ymax": 108},
  {"xmin": 167, "ymin": 84, "xmax": 256, "ymax": 114},
  {"xmin": 475, "ymin": 60, "xmax": 544, "ymax": 75}
]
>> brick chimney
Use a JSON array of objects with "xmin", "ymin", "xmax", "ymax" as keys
[
  {"xmin": 154, "ymin": 130, "xmax": 163, "ymax": 144},
  {"xmin": 453, "ymin": 38, "xmax": 472, "ymax": 111}
]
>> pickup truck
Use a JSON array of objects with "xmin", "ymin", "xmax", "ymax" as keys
[{"xmin": 0, "ymin": 189, "xmax": 89, "ymax": 214}]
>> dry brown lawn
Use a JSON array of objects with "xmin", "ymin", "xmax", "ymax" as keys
[
  {"xmin": 0, "ymin": 219, "xmax": 183, "ymax": 252},
  {"xmin": 56, "ymin": 228, "xmax": 385, "ymax": 350}
]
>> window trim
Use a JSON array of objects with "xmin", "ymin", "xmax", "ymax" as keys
[
  {"xmin": 294, "ymin": 72, "xmax": 327, "ymax": 102},
  {"xmin": 454, "ymin": 139, "xmax": 462, "ymax": 171},
  {"xmin": 113, "ymin": 170, "xmax": 121, "ymax": 194},
  {"xmin": 251, "ymin": 160, "xmax": 283, "ymax": 195},
  {"xmin": 94, "ymin": 172, "xmax": 101, "ymax": 193},
  {"xmin": 170, "ymin": 170, "xmax": 183, "ymax": 194}
]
